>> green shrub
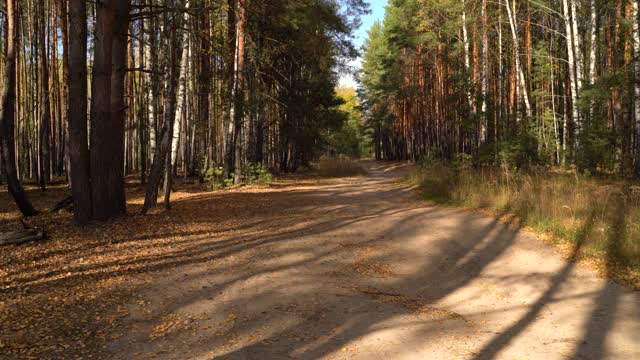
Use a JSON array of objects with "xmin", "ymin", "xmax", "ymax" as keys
[
  {"xmin": 243, "ymin": 163, "xmax": 273, "ymax": 184},
  {"xmin": 203, "ymin": 166, "xmax": 225, "ymax": 190}
]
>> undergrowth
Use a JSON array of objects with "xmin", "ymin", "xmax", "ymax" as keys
[{"xmin": 410, "ymin": 158, "xmax": 640, "ymax": 287}]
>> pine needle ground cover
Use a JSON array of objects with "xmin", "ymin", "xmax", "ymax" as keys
[{"xmin": 410, "ymin": 162, "xmax": 640, "ymax": 289}]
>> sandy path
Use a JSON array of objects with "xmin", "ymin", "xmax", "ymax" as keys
[{"xmin": 105, "ymin": 161, "xmax": 640, "ymax": 359}]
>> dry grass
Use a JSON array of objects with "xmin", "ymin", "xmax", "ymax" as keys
[
  {"xmin": 315, "ymin": 156, "xmax": 368, "ymax": 178},
  {"xmin": 410, "ymin": 163, "xmax": 640, "ymax": 287}
]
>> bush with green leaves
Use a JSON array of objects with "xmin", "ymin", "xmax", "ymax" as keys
[
  {"xmin": 203, "ymin": 166, "xmax": 225, "ymax": 190},
  {"xmin": 242, "ymin": 163, "xmax": 273, "ymax": 184}
]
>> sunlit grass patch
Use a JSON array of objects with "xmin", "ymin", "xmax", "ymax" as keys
[{"xmin": 410, "ymin": 162, "xmax": 640, "ymax": 288}]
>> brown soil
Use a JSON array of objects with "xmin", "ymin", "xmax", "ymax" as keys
[{"xmin": 1, "ymin": 161, "xmax": 638, "ymax": 359}]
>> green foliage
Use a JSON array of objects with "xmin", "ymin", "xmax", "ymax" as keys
[
  {"xmin": 577, "ymin": 83, "xmax": 617, "ymax": 173},
  {"xmin": 495, "ymin": 124, "xmax": 539, "ymax": 170},
  {"xmin": 242, "ymin": 163, "xmax": 274, "ymax": 184},
  {"xmin": 357, "ymin": 0, "xmax": 639, "ymax": 174},
  {"xmin": 203, "ymin": 166, "xmax": 225, "ymax": 190},
  {"xmin": 248, "ymin": 0, "xmax": 369, "ymax": 169},
  {"xmin": 326, "ymin": 87, "xmax": 372, "ymax": 158}
]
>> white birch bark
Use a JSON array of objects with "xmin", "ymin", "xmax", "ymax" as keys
[
  {"xmin": 145, "ymin": 39, "xmax": 156, "ymax": 162},
  {"xmin": 587, "ymin": 0, "xmax": 597, "ymax": 122},
  {"xmin": 562, "ymin": 0, "xmax": 580, "ymax": 144},
  {"xmin": 571, "ymin": 0, "xmax": 584, "ymax": 91},
  {"xmin": 462, "ymin": 0, "xmax": 473, "ymax": 114},
  {"xmin": 589, "ymin": 0, "xmax": 597, "ymax": 86},
  {"xmin": 481, "ymin": 0, "xmax": 488, "ymax": 143},
  {"xmin": 505, "ymin": 0, "xmax": 531, "ymax": 120},
  {"xmin": 171, "ymin": 21, "xmax": 189, "ymax": 168}
]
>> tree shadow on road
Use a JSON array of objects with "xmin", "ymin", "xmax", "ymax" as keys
[{"xmin": 4, "ymin": 162, "xmax": 636, "ymax": 359}]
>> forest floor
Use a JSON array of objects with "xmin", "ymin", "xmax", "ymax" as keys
[{"xmin": 1, "ymin": 161, "xmax": 639, "ymax": 359}]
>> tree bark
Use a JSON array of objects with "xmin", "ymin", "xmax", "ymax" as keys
[
  {"xmin": 462, "ymin": 0, "xmax": 473, "ymax": 117},
  {"xmin": 90, "ymin": 0, "xmax": 127, "ymax": 220},
  {"xmin": 0, "ymin": 0, "xmax": 38, "ymax": 216},
  {"xmin": 68, "ymin": 0, "xmax": 92, "ymax": 223},
  {"xmin": 196, "ymin": 1, "xmax": 211, "ymax": 178},
  {"xmin": 142, "ymin": 0, "xmax": 187, "ymax": 214},
  {"xmin": 563, "ymin": 0, "xmax": 581, "ymax": 151},
  {"xmin": 165, "ymin": 17, "xmax": 189, "ymax": 208},
  {"xmin": 632, "ymin": 0, "xmax": 640, "ymax": 177},
  {"xmin": 505, "ymin": 0, "xmax": 532, "ymax": 120},
  {"xmin": 138, "ymin": 13, "xmax": 147, "ymax": 184},
  {"xmin": 60, "ymin": 0, "xmax": 71, "ymax": 180},
  {"xmin": 223, "ymin": 0, "xmax": 236, "ymax": 179},
  {"xmin": 38, "ymin": 0, "xmax": 51, "ymax": 190},
  {"xmin": 480, "ymin": 0, "xmax": 488, "ymax": 144},
  {"xmin": 232, "ymin": 0, "xmax": 247, "ymax": 184}
]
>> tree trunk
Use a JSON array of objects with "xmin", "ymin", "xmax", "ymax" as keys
[
  {"xmin": 68, "ymin": 0, "xmax": 92, "ymax": 223},
  {"xmin": 480, "ymin": 0, "xmax": 488, "ymax": 144},
  {"xmin": 90, "ymin": 0, "xmax": 127, "ymax": 220},
  {"xmin": 633, "ymin": 0, "xmax": 640, "ymax": 177},
  {"xmin": 224, "ymin": 0, "xmax": 236, "ymax": 179},
  {"xmin": 505, "ymin": 0, "xmax": 532, "ymax": 120},
  {"xmin": 146, "ymin": 4, "xmax": 158, "ymax": 165},
  {"xmin": 232, "ymin": 0, "xmax": 247, "ymax": 185},
  {"xmin": 462, "ymin": 0, "xmax": 473, "ymax": 117},
  {"xmin": 563, "ymin": 0, "xmax": 581, "ymax": 153},
  {"xmin": 60, "ymin": 0, "xmax": 71, "ymax": 181},
  {"xmin": 0, "ymin": 0, "xmax": 38, "ymax": 216},
  {"xmin": 138, "ymin": 13, "xmax": 147, "ymax": 185},
  {"xmin": 142, "ymin": 0, "xmax": 187, "ymax": 214},
  {"xmin": 38, "ymin": 0, "xmax": 51, "ymax": 190},
  {"xmin": 197, "ymin": 1, "xmax": 211, "ymax": 178},
  {"xmin": 165, "ymin": 20, "xmax": 189, "ymax": 208}
]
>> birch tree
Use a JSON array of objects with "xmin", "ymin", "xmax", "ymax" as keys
[{"xmin": 505, "ymin": 0, "xmax": 532, "ymax": 120}]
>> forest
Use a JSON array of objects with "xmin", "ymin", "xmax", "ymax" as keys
[
  {"xmin": 0, "ymin": 0, "xmax": 367, "ymax": 223},
  {"xmin": 358, "ymin": 0, "xmax": 640, "ymax": 306},
  {"xmin": 2, "ymin": 0, "xmax": 640, "ymax": 358},
  {"xmin": 360, "ymin": 0, "xmax": 640, "ymax": 174}
]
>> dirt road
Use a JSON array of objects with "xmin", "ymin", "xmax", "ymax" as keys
[
  {"xmin": 98, "ymin": 161, "xmax": 638, "ymax": 359},
  {"xmin": 4, "ymin": 161, "xmax": 637, "ymax": 359}
]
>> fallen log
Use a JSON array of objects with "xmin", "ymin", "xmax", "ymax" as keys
[{"xmin": 0, "ymin": 228, "xmax": 45, "ymax": 246}]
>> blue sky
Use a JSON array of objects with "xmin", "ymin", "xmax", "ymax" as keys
[
  {"xmin": 354, "ymin": 0, "xmax": 388, "ymax": 49},
  {"xmin": 339, "ymin": 0, "xmax": 388, "ymax": 88}
]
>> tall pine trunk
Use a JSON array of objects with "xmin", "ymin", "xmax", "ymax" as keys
[
  {"xmin": 0, "ymin": 0, "xmax": 37, "ymax": 216},
  {"xmin": 90, "ymin": 0, "xmax": 127, "ymax": 220},
  {"xmin": 38, "ymin": 0, "xmax": 51, "ymax": 190},
  {"xmin": 232, "ymin": 0, "xmax": 247, "ymax": 184},
  {"xmin": 68, "ymin": 0, "xmax": 92, "ymax": 223}
]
